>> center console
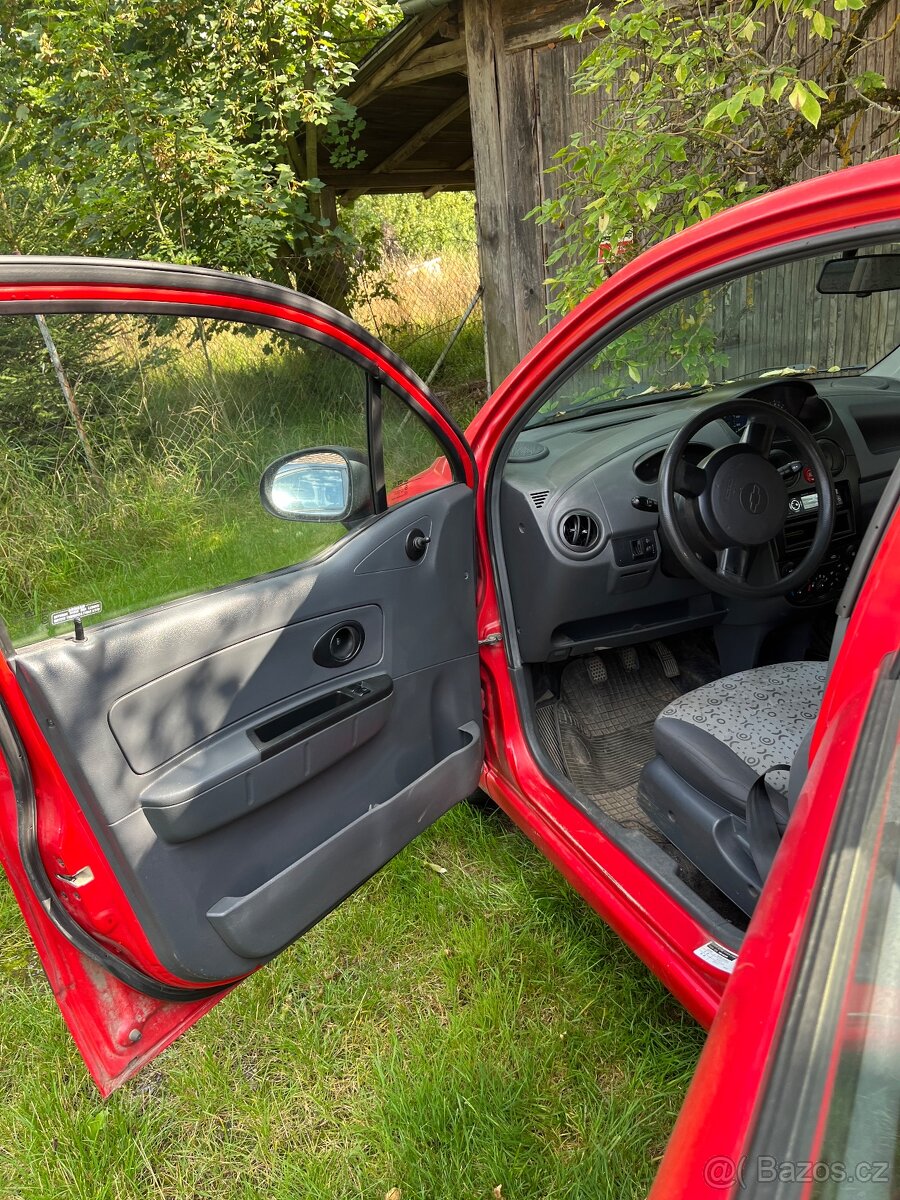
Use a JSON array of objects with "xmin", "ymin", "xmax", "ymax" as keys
[{"xmin": 777, "ymin": 481, "xmax": 858, "ymax": 604}]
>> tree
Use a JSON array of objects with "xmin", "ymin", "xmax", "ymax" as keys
[
  {"xmin": 534, "ymin": 0, "xmax": 900, "ymax": 313},
  {"xmin": 0, "ymin": 0, "xmax": 398, "ymax": 304}
]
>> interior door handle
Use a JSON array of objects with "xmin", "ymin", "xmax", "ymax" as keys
[{"xmin": 313, "ymin": 621, "xmax": 364, "ymax": 668}]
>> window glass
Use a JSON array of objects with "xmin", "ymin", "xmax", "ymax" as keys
[
  {"xmin": 527, "ymin": 241, "xmax": 900, "ymax": 426},
  {"xmin": 381, "ymin": 383, "xmax": 450, "ymax": 506},
  {"xmin": 0, "ymin": 312, "xmax": 369, "ymax": 645}
]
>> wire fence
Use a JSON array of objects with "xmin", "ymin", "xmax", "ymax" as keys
[{"xmin": 300, "ymin": 247, "xmax": 488, "ymax": 424}]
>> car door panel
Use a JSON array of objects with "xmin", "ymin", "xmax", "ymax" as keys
[
  {"xmin": 12, "ymin": 475, "xmax": 479, "ymax": 988},
  {"xmin": 106, "ymin": 604, "xmax": 387, "ymax": 775},
  {"xmin": 206, "ymin": 720, "xmax": 482, "ymax": 960}
]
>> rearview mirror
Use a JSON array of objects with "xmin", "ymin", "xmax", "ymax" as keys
[
  {"xmin": 260, "ymin": 448, "xmax": 372, "ymax": 524},
  {"xmin": 817, "ymin": 253, "xmax": 900, "ymax": 295}
]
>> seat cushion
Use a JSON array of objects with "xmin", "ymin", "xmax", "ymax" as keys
[{"xmin": 655, "ymin": 660, "xmax": 828, "ymax": 800}]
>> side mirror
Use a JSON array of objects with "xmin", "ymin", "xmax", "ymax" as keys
[{"xmin": 260, "ymin": 448, "xmax": 372, "ymax": 525}]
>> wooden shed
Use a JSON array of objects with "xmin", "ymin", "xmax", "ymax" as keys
[
  {"xmin": 323, "ymin": 0, "xmax": 899, "ymax": 389},
  {"xmin": 320, "ymin": 0, "xmax": 598, "ymax": 388}
]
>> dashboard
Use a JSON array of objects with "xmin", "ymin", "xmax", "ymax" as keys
[{"xmin": 499, "ymin": 376, "xmax": 900, "ymax": 664}]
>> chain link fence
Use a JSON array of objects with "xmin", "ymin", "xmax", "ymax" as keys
[{"xmin": 297, "ymin": 244, "xmax": 487, "ymax": 427}]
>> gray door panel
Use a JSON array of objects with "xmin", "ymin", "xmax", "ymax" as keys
[{"xmin": 14, "ymin": 485, "xmax": 481, "ymax": 983}]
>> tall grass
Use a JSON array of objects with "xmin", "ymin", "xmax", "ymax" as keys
[{"xmin": 0, "ymin": 318, "xmax": 366, "ymax": 643}]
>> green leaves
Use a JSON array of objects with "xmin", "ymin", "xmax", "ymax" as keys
[
  {"xmin": 531, "ymin": 0, "xmax": 896, "ymax": 316},
  {"xmin": 788, "ymin": 80, "xmax": 821, "ymax": 125},
  {"xmin": 0, "ymin": 0, "xmax": 399, "ymax": 290}
]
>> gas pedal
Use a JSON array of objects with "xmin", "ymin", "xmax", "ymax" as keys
[
  {"xmin": 586, "ymin": 654, "xmax": 608, "ymax": 684},
  {"xmin": 618, "ymin": 646, "xmax": 639, "ymax": 672},
  {"xmin": 651, "ymin": 640, "xmax": 680, "ymax": 678}
]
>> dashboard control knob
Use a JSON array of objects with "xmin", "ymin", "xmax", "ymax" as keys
[{"xmin": 631, "ymin": 496, "xmax": 659, "ymax": 512}]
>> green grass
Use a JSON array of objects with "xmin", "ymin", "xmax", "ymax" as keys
[{"xmin": 0, "ymin": 804, "xmax": 704, "ymax": 1199}]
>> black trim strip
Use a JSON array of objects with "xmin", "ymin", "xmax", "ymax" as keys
[
  {"xmin": 367, "ymin": 376, "xmax": 388, "ymax": 512},
  {"xmin": 0, "ymin": 698, "xmax": 228, "ymax": 1001}
]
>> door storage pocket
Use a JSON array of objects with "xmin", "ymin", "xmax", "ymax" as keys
[{"xmin": 206, "ymin": 722, "xmax": 482, "ymax": 960}]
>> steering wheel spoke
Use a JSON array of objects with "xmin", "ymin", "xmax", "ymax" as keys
[
  {"xmin": 741, "ymin": 415, "xmax": 776, "ymax": 456},
  {"xmin": 716, "ymin": 544, "xmax": 752, "ymax": 583},
  {"xmin": 673, "ymin": 459, "xmax": 706, "ymax": 498}
]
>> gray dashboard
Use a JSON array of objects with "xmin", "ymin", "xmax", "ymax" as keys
[{"xmin": 499, "ymin": 379, "xmax": 900, "ymax": 663}]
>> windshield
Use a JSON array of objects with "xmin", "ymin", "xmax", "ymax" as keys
[{"xmin": 527, "ymin": 241, "xmax": 900, "ymax": 427}]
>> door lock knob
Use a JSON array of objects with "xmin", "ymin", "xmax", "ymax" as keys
[{"xmin": 405, "ymin": 529, "xmax": 431, "ymax": 561}]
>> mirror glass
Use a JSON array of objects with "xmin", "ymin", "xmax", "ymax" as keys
[
  {"xmin": 261, "ymin": 450, "xmax": 351, "ymax": 522},
  {"xmin": 817, "ymin": 254, "xmax": 900, "ymax": 295}
]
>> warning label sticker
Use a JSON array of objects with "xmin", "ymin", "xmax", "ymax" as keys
[{"xmin": 693, "ymin": 941, "xmax": 738, "ymax": 974}]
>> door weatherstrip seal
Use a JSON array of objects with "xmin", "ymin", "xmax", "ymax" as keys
[{"xmin": 0, "ymin": 697, "xmax": 229, "ymax": 1002}]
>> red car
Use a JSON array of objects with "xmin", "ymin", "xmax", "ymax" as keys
[{"xmin": 1, "ymin": 158, "xmax": 899, "ymax": 1195}]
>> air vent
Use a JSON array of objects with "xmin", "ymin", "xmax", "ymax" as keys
[
  {"xmin": 819, "ymin": 439, "xmax": 846, "ymax": 477},
  {"xmin": 559, "ymin": 510, "xmax": 601, "ymax": 554},
  {"xmin": 529, "ymin": 489, "xmax": 550, "ymax": 509}
]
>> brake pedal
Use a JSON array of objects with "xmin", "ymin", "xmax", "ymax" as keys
[
  {"xmin": 586, "ymin": 654, "xmax": 607, "ymax": 684},
  {"xmin": 618, "ymin": 646, "xmax": 639, "ymax": 672},
  {"xmin": 652, "ymin": 640, "xmax": 680, "ymax": 678}
]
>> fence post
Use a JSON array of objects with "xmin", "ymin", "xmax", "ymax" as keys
[
  {"xmin": 33, "ymin": 313, "xmax": 104, "ymax": 484},
  {"xmin": 426, "ymin": 285, "xmax": 484, "ymax": 386}
]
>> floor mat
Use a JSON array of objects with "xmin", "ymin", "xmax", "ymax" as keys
[
  {"xmin": 536, "ymin": 639, "xmax": 746, "ymax": 927},
  {"xmin": 551, "ymin": 646, "xmax": 682, "ymax": 834}
]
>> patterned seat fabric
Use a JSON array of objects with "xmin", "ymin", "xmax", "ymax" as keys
[{"xmin": 657, "ymin": 661, "xmax": 828, "ymax": 796}]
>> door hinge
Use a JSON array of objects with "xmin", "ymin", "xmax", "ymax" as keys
[{"xmin": 478, "ymin": 633, "xmax": 503, "ymax": 648}]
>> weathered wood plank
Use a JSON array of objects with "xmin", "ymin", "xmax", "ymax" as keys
[
  {"xmin": 423, "ymin": 156, "xmax": 474, "ymax": 198},
  {"xmin": 342, "ymin": 95, "xmax": 471, "ymax": 201},
  {"xmin": 499, "ymin": 46, "xmax": 548, "ymax": 357},
  {"xmin": 463, "ymin": 0, "xmax": 521, "ymax": 386},
  {"xmin": 347, "ymin": 10, "xmax": 452, "ymax": 107},
  {"xmin": 383, "ymin": 38, "xmax": 468, "ymax": 89},
  {"xmin": 503, "ymin": 0, "xmax": 593, "ymax": 51}
]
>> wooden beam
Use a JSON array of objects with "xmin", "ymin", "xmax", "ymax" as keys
[
  {"xmin": 321, "ymin": 168, "xmax": 476, "ymax": 193},
  {"xmin": 383, "ymin": 38, "xmax": 467, "ymax": 88},
  {"xmin": 423, "ymin": 155, "xmax": 473, "ymax": 199},
  {"xmin": 503, "ymin": 0, "xmax": 591, "ymax": 52},
  {"xmin": 343, "ymin": 95, "xmax": 470, "ymax": 203},
  {"xmin": 347, "ymin": 9, "xmax": 451, "ymax": 108},
  {"xmin": 463, "ymin": 0, "xmax": 519, "ymax": 389}
]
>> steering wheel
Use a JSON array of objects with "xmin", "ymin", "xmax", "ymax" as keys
[{"xmin": 658, "ymin": 398, "xmax": 835, "ymax": 599}]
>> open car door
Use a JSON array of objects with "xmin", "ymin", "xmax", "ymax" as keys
[{"xmin": 0, "ymin": 258, "xmax": 483, "ymax": 1094}]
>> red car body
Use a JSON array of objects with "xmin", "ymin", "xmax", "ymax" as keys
[{"xmin": 1, "ymin": 157, "xmax": 899, "ymax": 1194}]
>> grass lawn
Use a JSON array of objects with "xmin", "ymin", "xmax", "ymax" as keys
[{"xmin": 0, "ymin": 803, "xmax": 704, "ymax": 1199}]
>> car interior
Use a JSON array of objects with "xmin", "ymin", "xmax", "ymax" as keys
[{"xmin": 494, "ymin": 241, "xmax": 900, "ymax": 948}]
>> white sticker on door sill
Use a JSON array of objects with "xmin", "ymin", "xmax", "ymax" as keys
[{"xmin": 693, "ymin": 940, "xmax": 738, "ymax": 974}]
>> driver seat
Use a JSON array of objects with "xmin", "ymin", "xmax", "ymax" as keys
[
  {"xmin": 637, "ymin": 660, "xmax": 827, "ymax": 915},
  {"xmin": 637, "ymin": 451, "xmax": 900, "ymax": 916}
]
